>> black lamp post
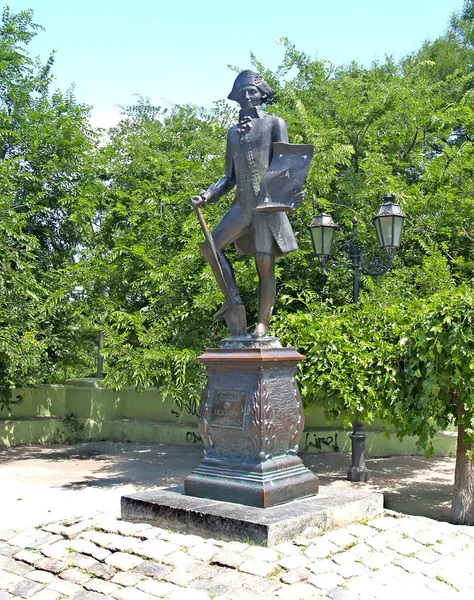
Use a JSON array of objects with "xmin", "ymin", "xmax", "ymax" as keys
[{"xmin": 308, "ymin": 194, "xmax": 405, "ymax": 482}]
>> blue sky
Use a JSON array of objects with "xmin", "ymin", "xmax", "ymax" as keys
[{"xmin": 6, "ymin": 0, "xmax": 465, "ymax": 127}]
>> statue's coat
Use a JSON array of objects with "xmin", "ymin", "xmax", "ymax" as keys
[{"xmin": 202, "ymin": 110, "xmax": 298, "ymax": 257}]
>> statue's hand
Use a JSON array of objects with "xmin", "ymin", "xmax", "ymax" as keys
[{"xmin": 190, "ymin": 194, "xmax": 205, "ymax": 209}]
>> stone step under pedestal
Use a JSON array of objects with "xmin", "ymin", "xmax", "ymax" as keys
[{"xmin": 121, "ymin": 485, "xmax": 383, "ymax": 546}]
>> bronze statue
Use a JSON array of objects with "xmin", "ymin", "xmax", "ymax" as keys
[{"xmin": 191, "ymin": 70, "xmax": 311, "ymax": 338}]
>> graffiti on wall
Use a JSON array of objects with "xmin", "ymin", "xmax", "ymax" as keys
[
  {"xmin": 0, "ymin": 394, "xmax": 23, "ymax": 411},
  {"xmin": 185, "ymin": 431, "xmax": 201, "ymax": 444},
  {"xmin": 183, "ymin": 430, "xmax": 340, "ymax": 451},
  {"xmin": 171, "ymin": 397, "xmax": 199, "ymax": 420},
  {"xmin": 301, "ymin": 432, "xmax": 339, "ymax": 452}
]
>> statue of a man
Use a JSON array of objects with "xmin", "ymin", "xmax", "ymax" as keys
[{"xmin": 191, "ymin": 70, "xmax": 299, "ymax": 338}]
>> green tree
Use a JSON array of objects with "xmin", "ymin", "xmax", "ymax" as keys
[
  {"xmin": 0, "ymin": 6, "xmax": 101, "ymax": 402},
  {"xmin": 396, "ymin": 285, "xmax": 474, "ymax": 524}
]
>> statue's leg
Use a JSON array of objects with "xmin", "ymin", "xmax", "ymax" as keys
[{"xmin": 254, "ymin": 252, "xmax": 276, "ymax": 338}]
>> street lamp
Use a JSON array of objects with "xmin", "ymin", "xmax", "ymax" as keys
[
  {"xmin": 308, "ymin": 212, "xmax": 338, "ymax": 265},
  {"xmin": 308, "ymin": 194, "xmax": 406, "ymax": 482},
  {"xmin": 372, "ymin": 194, "xmax": 406, "ymax": 255}
]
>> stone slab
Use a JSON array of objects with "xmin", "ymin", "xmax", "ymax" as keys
[{"xmin": 121, "ymin": 485, "xmax": 383, "ymax": 546}]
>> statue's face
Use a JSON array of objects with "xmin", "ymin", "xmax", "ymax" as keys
[{"xmin": 237, "ymin": 85, "xmax": 262, "ymax": 109}]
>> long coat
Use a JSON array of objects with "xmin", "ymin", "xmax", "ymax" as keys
[{"xmin": 201, "ymin": 110, "xmax": 298, "ymax": 257}]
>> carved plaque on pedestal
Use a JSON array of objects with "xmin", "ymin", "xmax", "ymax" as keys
[
  {"xmin": 211, "ymin": 391, "xmax": 245, "ymax": 428},
  {"xmin": 184, "ymin": 346, "xmax": 319, "ymax": 508}
]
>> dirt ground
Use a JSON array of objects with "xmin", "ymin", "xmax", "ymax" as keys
[{"xmin": 0, "ymin": 442, "xmax": 456, "ymax": 531}]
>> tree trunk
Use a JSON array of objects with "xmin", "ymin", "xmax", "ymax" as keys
[{"xmin": 451, "ymin": 397, "xmax": 474, "ymax": 525}]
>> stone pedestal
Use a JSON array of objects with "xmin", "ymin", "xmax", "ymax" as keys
[
  {"xmin": 184, "ymin": 346, "xmax": 319, "ymax": 508},
  {"xmin": 121, "ymin": 486, "xmax": 384, "ymax": 546}
]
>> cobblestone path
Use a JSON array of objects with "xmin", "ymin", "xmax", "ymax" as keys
[{"xmin": 1, "ymin": 511, "xmax": 473, "ymax": 599}]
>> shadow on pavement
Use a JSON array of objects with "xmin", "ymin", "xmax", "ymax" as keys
[
  {"xmin": 0, "ymin": 442, "xmax": 456, "ymax": 524},
  {"xmin": 304, "ymin": 452, "xmax": 455, "ymax": 522}
]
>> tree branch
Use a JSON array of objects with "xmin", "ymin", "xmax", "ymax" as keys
[{"xmin": 460, "ymin": 225, "xmax": 474, "ymax": 243}]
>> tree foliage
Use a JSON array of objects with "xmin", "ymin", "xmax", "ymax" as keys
[{"xmin": 0, "ymin": 6, "xmax": 100, "ymax": 403}]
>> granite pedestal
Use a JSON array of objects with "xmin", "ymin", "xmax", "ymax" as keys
[{"xmin": 121, "ymin": 485, "xmax": 384, "ymax": 546}]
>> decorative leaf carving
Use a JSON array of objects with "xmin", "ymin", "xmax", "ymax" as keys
[
  {"xmin": 248, "ymin": 377, "xmax": 276, "ymax": 460},
  {"xmin": 288, "ymin": 378, "xmax": 305, "ymax": 454}
]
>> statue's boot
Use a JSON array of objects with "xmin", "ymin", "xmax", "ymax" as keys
[
  {"xmin": 214, "ymin": 301, "xmax": 247, "ymax": 337},
  {"xmin": 252, "ymin": 322, "xmax": 269, "ymax": 338}
]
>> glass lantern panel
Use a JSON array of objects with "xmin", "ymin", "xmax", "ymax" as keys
[
  {"xmin": 374, "ymin": 216, "xmax": 384, "ymax": 248},
  {"xmin": 322, "ymin": 227, "xmax": 335, "ymax": 256},
  {"xmin": 310, "ymin": 226, "xmax": 323, "ymax": 256},
  {"xmin": 378, "ymin": 216, "xmax": 394, "ymax": 248},
  {"xmin": 392, "ymin": 216, "xmax": 404, "ymax": 249}
]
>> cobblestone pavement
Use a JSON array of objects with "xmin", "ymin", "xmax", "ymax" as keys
[{"xmin": 1, "ymin": 511, "xmax": 473, "ymax": 600}]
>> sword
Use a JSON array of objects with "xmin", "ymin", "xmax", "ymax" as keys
[
  {"xmin": 193, "ymin": 204, "xmax": 233, "ymax": 306},
  {"xmin": 190, "ymin": 199, "xmax": 247, "ymax": 336}
]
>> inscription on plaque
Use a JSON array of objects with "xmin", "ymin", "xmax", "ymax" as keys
[{"xmin": 211, "ymin": 390, "xmax": 245, "ymax": 427}]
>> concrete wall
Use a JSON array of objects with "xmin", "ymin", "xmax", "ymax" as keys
[{"xmin": 0, "ymin": 378, "xmax": 457, "ymax": 457}]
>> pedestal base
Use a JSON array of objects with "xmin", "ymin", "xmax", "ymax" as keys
[
  {"xmin": 185, "ymin": 454, "xmax": 318, "ymax": 508},
  {"xmin": 121, "ymin": 486, "xmax": 383, "ymax": 546}
]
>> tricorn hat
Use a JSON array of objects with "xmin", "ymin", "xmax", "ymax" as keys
[{"xmin": 227, "ymin": 70, "xmax": 276, "ymax": 103}]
